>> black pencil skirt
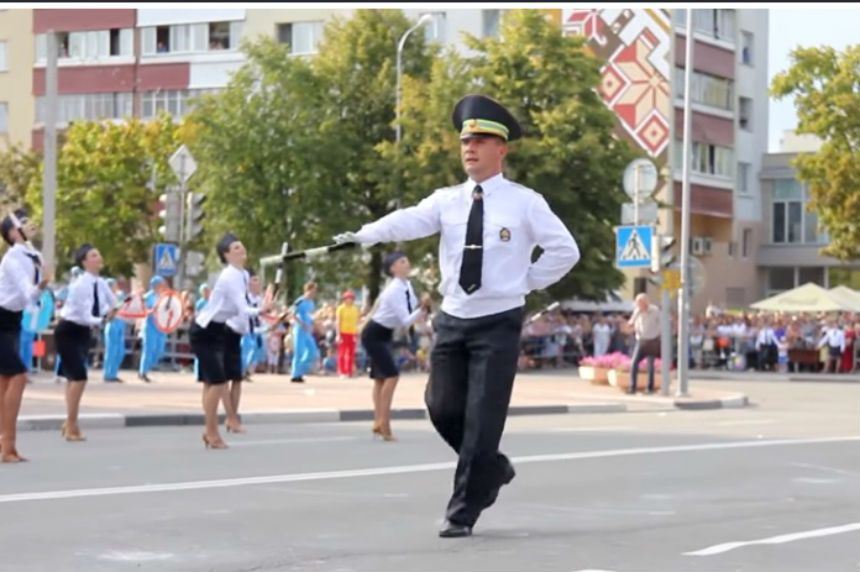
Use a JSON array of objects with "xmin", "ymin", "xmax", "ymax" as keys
[
  {"xmin": 0, "ymin": 308, "xmax": 26, "ymax": 377},
  {"xmin": 55, "ymin": 320, "xmax": 93, "ymax": 382},
  {"xmin": 191, "ymin": 321, "xmax": 228, "ymax": 385},
  {"xmin": 360, "ymin": 320, "xmax": 398, "ymax": 380},
  {"xmin": 223, "ymin": 328, "xmax": 243, "ymax": 382}
]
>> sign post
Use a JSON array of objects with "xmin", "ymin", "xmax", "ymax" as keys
[{"xmin": 168, "ymin": 145, "xmax": 197, "ymax": 291}]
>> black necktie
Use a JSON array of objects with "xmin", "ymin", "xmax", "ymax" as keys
[
  {"xmin": 405, "ymin": 288, "xmax": 413, "ymax": 313},
  {"xmin": 92, "ymin": 281, "xmax": 100, "ymax": 317},
  {"xmin": 25, "ymin": 253, "xmax": 41, "ymax": 285},
  {"xmin": 458, "ymin": 184, "xmax": 483, "ymax": 295}
]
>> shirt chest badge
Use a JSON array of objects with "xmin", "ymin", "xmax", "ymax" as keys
[{"xmin": 499, "ymin": 227, "xmax": 511, "ymax": 242}]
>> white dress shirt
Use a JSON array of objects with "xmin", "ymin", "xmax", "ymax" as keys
[
  {"xmin": 371, "ymin": 277, "xmax": 421, "ymax": 330},
  {"xmin": 818, "ymin": 327, "xmax": 845, "ymax": 352},
  {"xmin": 60, "ymin": 271, "xmax": 117, "ymax": 327},
  {"xmin": 227, "ymin": 289, "xmax": 260, "ymax": 335},
  {"xmin": 355, "ymin": 173, "xmax": 580, "ymax": 319},
  {"xmin": 629, "ymin": 304, "xmax": 661, "ymax": 341},
  {"xmin": 756, "ymin": 327, "xmax": 777, "ymax": 350},
  {"xmin": 196, "ymin": 265, "xmax": 260, "ymax": 329},
  {"xmin": 0, "ymin": 243, "xmax": 43, "ymax": 312}
]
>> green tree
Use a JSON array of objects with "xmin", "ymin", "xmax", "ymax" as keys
[
  {"xmin": 391, "ymin": 10, "xmax": 635, "ymax": 303},
  {"xmin": 26, "ymin": 115, "xmax": 182, "ymax": 275},
  {"xmin": 190, "ymin": 10, "xmax": 434, "ymax": 302},
  {"xmin": 0, "ymin": 144, "xmax": 40, "ymax": 212},
  {"xmin": 771, "ymin": 45, "xmax": 860, "ymax": 260}
]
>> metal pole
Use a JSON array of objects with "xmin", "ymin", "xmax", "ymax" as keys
[
  {"xmin": 634, "ymin": 164, "xmax": 640, "ymax": 227},
  {"xmin": 676, "ymin": 9, "xmax": 694, "ymax": 397},
  {"xmin": 394, "ymin": 15, "xmax": 431, "ymax": 211},
  {"xmin": 660, "ymin": 285, "xmax": 672, "ymax": 396},
  {"xmin": 43, "ymin": 31, "xmax": 58, "ymax": 272}
]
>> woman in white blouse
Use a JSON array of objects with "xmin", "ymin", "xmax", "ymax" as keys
[
  {"xmin": 54, "ymin": 244, "xmax": 116, "ymax": 442},
  {"xmin": 191, "ymin": 233, "xmax": 271, "ymax": 449},
  {"xmin": 360, "ymin": 251, "xmax": 426, "ymax": 441},
  {"xmin": 0, "ymin": 209, "xmax": 51, "ymax": 462}
]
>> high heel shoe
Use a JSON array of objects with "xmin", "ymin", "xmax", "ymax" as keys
[
  {"xmin": 1, "ymin": 450, "xmax": 28, "ymax": 463},
  {"xmin": 63, "ymin": 423, "xmax": 86, "ymax": 442},
  {"xmin": 225, "ymin": 422, "xmax": 246, "ymax": 434},
  {"xmin": 60, "ymin": 421, "xmax": 67, "ymax": 438},
  {"xmin": 379, "ymin": 422, "xmax": 397, "ymax": 442},
  {"xmin": 372, "ymin": 422, "xmax": 383, "ymax": 440},
  {"xmin": 202, "ymin": 434, "xmax": 228, "ymax": 449}
]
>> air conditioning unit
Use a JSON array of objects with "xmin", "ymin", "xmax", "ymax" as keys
[
  {"xmin": 691, "ymin": 237, "xmax": 704, "ymax": 255},
  {"xmin": 691, "ymin": 236, "xmax": 713, "ymax": 256}
]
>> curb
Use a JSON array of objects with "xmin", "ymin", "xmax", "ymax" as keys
[
  {"xmin": 674, "ymin": 393, "xmax": 749, "ymax": 410},
  {"xmin": 16, "ymin": 396, "xmax": 748, "ymax": 432}
]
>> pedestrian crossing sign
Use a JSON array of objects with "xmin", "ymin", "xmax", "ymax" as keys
[
  {"xmin": 154, "ymin": 243, "xmax": 178, "ymax": 277},
  {"xmin": 615, "ymin": 225, "xmax": 653, "ymax": 268}
]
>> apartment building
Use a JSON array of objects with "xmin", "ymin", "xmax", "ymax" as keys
[{"xmin": 0, "ymin": 8, "xmax": 34, "ymax": 150}]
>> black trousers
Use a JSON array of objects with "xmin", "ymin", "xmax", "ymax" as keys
[
  {"xmin": 424, "ymin": 306, "xmax": 524, "ymax": 527},
  {"xmin": 630, "ymin": 337, "xmax": 660, "ymax": 392}
]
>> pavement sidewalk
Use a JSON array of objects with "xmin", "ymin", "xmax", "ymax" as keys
[{"xmin": 17, "ymin": 369, "xmax": 749, "ymax": 431}]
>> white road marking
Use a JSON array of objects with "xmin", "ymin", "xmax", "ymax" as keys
[
  {"xmin": 97, "ymin": 551, "xmax": 175, "ymax": 562},
  {"xmin": 229, "ymin": 436, "xmax": 358, "ymax": 447},
  {"xmin": 711, "ymin": 419, "xmax": 776, "ymax": 427},
  {"xmin": 684, "ymin": 522, "xmax": 860, "ymax": 556},
  {"xmin": 792, "ymin": 462, "xmax": 860, "ymax": 477},
  {"xmin": 0, "ymin": 436, "xmax": 856, "ymax": 505},
  {"xmin": 550, "ymin": 426, "xmax": 637, "ymax": 432}
]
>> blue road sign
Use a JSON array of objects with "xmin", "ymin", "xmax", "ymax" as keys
[
  {"xmin": 154, "ymin": 243, "xmax": 179, "ymax": 277},
  {"xmin": 615, "ymin": 225, "xmax": 653, "ymax": 268}
]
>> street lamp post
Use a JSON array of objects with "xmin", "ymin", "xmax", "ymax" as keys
[
  {"xmin": 394, "ymin": 15, "xmax": 433, "ymax": 212},
  {"xmin": 395, "ymin": 14, "xmax": 433, "ymax": 147}
]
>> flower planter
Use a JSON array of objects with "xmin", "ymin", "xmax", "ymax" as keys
[
  {"xmin": 608, "ymin": 369, "xmax": 664, "ymax": 392},
  {"xmin": 578, "ymin": 365, "xmax": 609, "ymax": 384}
]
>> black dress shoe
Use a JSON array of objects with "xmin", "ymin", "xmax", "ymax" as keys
[
  {"xmin": 483, "ymin": 462, "xmax": 516, "ymax": 509},
  {"xmin": 290, "ymin": 376, "xmax": 305, "ymax": 383},
  {"xmin": 138, "ymin": 373, "xmax": 152, "ymax": 383},
  {"xmin": 439, "ymin": 521, "xmax": 472, "ymax": 538}
]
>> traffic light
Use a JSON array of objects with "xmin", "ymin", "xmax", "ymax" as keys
[
  {"xmin": 650, "ymin": 235, "xmax": 676, "ymax": 273},
  {"xmin": 185, "ymin": 192, "xmax": 206, "ymax": 242},
  {"xmin": 158, "ymin": 189, "xmax": 181, "ymax": 242}
]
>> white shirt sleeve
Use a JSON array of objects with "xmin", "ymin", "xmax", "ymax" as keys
[
  {"xmin": 226, "ymin": 269, "xmax": 260, "ymax": 319},
  {"xmin": 66, "ymin": 276, "xmax": 102, "ymax": 327},
  {"xmin": 525, "ymin": 195, "xmax": 580, "ymax": 291},
  {"xmin": 2, "ymin": 254, "xmax": 40, "ymax": 306},
  {"xmin": 355, "ymin": 192, "xmax": 442, "ymax": 245}
]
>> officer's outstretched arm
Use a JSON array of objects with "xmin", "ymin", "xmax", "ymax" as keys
[{"xmin": 335, "ymin": 192, "xmax": 442, "ymax": 246}]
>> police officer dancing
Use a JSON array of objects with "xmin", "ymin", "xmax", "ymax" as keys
[{"xmin": 335, "ymin": 95, "xmax": 580, "ymax": 537}]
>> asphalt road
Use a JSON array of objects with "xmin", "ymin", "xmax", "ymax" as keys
[{"xmin": 1, "ymin": 381, "xmax": 858, "ymax": 572}]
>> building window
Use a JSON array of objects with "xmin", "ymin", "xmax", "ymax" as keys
[
  {"xmin": 768, "ymin": 268, "xmax": 795, "ymax": 292},
  {"xmin": 142, "ymin": 22, "xmax": 240, "ymax": 56},
  {"xmin": 422, "ymin": 12, "xmax": 446, "ymax": 44},
  {"xmin": 689, "ymin": 9, "xmax": 735, "ymax": 41},
  {"xmin": 482, "ymin": 10, "xmax": 501, "ymax": 38},
  {"xmin": 674, "ymin": 67, "xmax": 733, "ymax": 110},
  {"xmin": 141, "ymin": 89, "xmax": 218, "ymax": 120},
  {"xmin": 741, "ymin": 31, "xmax": 753, "ymax": 66},
  {"xmin": 0, "ymin": 41, "xmax": 7, "ymax": 71},
  {"xmin": 0, "ymin": 102, "xmax": 8, "ymax": 133},
  {"xmin": 35, "ymin": 29, "xmax": 132, "ymax": 62},
  {"xmin": 772, "ymin": 179, "xmax": 803, "ymax": 244},
  {"xmin": 675, "ymin": 142, "xmax": 734, "ymax": 178},
  {"xmin": 739, "ymin": 97, "xmax": 753, "ymax": 131},
  {"xmin": 209, "ymin": 22, "xmax": 230, "ymax": 50},
  {"xmin": 742, "ymin": 228, "xmax": 752, "ymax": 258},
  {"xmin": 156, "ymin": 25, "xmax": 170, "ymax": 53},
  {"xmin": 798, "ymin": 267, "xmax": 825, "ymax": 287},
  {"xmin": 276, "ymin": 21, "xmax": 323, "ymax": 55},
  {"xmin": 738, "ymin": 161, "xmax": 751, "ymax": 194},
  {"xmin": 35, "ymin": 92, "xmax": 133, "ymax": 124}
]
